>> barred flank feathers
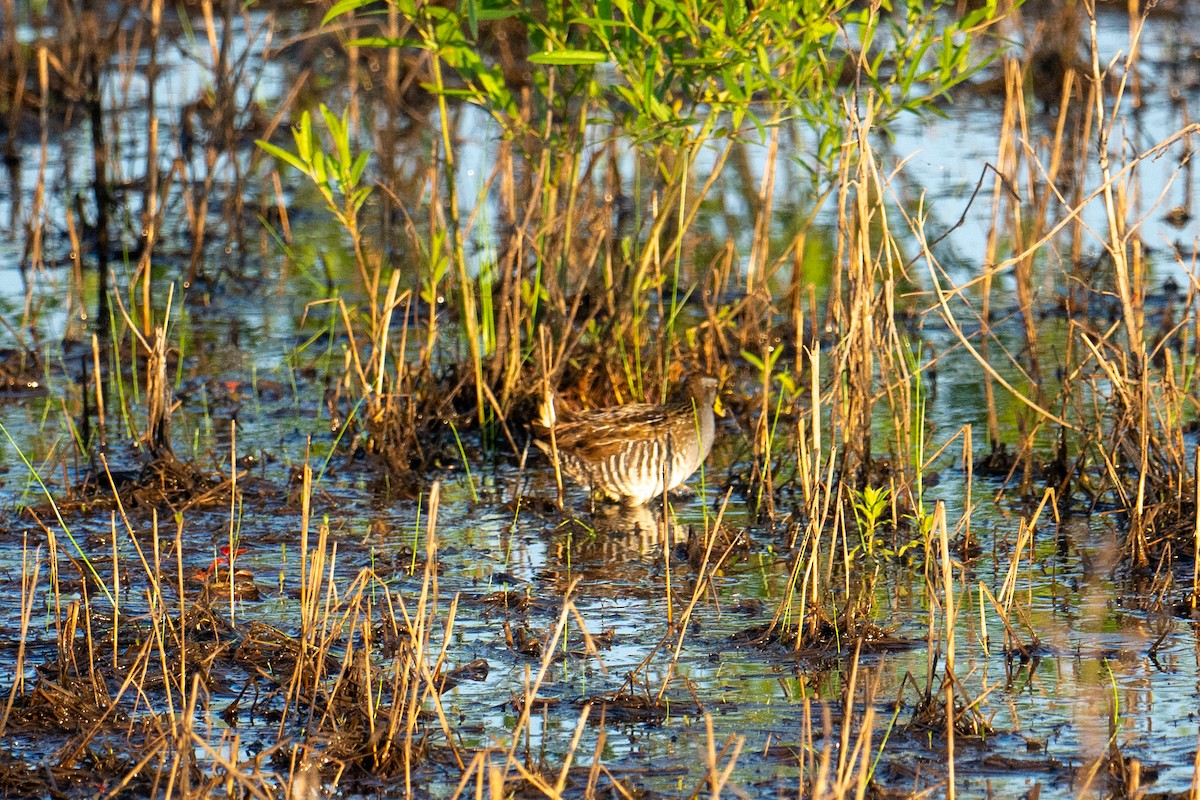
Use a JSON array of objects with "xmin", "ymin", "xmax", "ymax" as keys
[{"xmin": 529, "ymin": 376, "xmax": 718, "ymax": 505}]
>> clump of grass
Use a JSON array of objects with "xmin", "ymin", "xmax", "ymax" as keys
[
  {"xmin": 255, "ymin": 0, "xmax": 1008, "ymax": 479},
  {"xmin": 0, "ymin": 472, "xmax": 480, "ymax": 796}
]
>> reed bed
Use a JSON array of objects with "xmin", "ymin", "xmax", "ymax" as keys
[{"xmin": 0, "ymin": 0, "xmax": 1199, "ymax": 797}]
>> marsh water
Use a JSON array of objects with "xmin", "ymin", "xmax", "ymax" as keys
[{"xmin": 1, "ymin": 2, "xmax": 1200, "ymax": 798}]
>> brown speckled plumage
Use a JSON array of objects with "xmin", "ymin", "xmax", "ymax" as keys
[{"xmin": 533, "ymin": 376, "xmax": 719, "ymax": 506}]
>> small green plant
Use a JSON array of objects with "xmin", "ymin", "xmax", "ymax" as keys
[
  {"xmin": 258, "ymin": 108, "xmax": 421, "ymax": 466},
  {"xmin": 851, "ymin": 484, "xmax": 890, "ymax": 558},
  {"xmin": 256, "ymin": 106, "xmax": 376, "ymax": 306},
  {"xmin": 849, "ymin": 484, "xmax": 920, "ymax": 563}
]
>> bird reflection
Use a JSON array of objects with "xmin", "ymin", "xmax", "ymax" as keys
[{"xmin": 547, "ymin": 502, "xmax": 689, "ymax": 569}]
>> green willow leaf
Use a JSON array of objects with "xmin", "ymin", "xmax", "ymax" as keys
[
  {"xmin": 321, "ymin": 0, "xmax": 377, "ymax": 26},
  {"xmin": 255, "ymin": 140, "xmax": 305, "ymax": 174},
  {"xmin": 527, "ymin": 49, "xmax": 608, "ymax": 65},
  {"xmin": 345, "ymin": 36, "xmax": 424, "ymax": 49}
]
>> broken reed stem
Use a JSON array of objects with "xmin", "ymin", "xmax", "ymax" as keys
[
  {"xmin": 0, "ymin": 538, "xmax": 39, "ymax": 736},
  {"xmin": 836, "ymin": 639, "xmax": 860, "ymax": 786},
  {"xmin": 91, "ymin": 333, "xmax": 106, "ymax": 437},
  {"xmin": 703, "ymin": 713, "xmax": 744, "ymax": 800},
  {"xmin": 403, "ymin": 479, "xmax": 442, "ymax": 794},
  {"xmin": 936, "ymin": 501, "xmax": 956, "ymax": 800},
  {"xmin": 538, "ymin": 328, "xmax": 565, "ymax": 510},
  {"xmin": 149, "ymin": 508, "xmax": 178, "ymax": 720},
  {"xmin": 503, "ymin": 576, "xmax": 581, "ymax": 774},
  {"xmin": 666, "ymin": 490, "xmax": 734, "ymax": 669},
  {"xmin": 299, "ymin": 442, "xmax": 312, "ymax": 636},
  {"xmin": 228, "ymin": 418, "xmax": 237, "ymax": 625},
  {"xmin": 111, "ymin": 513, "xmax": 119, "ymax": 669},
  {"xmin": 963, "ymin": 425, "xmax": 973, "ymax": 552}
]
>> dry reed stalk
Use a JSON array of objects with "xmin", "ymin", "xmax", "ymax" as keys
[
  {"xmin": 935, "ymin": 502, "xmax": 956, "ymax": 800},
  {"xmin": 108, "ymin": 735, "xmax": 171, "ymax": 799},
  {"xmin": 280, "ymin": 449, "xmax": 313, "ymax": 734},
  {"xmin": 110, "ymin": 513, "xmax": 119, "ymax": 669},
  {"xmin": 840, "ymin": 654, "xmax": 881, "ymax": 798},
  {"xmin": 141, "ymin": 0, "xmax": 163, "ymax": 240},
  {"xmin": 409, "ymin": 600, "xmax": 465, "ymax": 772},
  {"xmin": 751, "ymin": 337, "xmax": 776, "ymax": 520},
  {"xmin": 538, "ymin": 328, "xmax": 565, "ymax": 509},
  {"xmin": 785, "ymin": 470, "xmax": 839, "ymax": 650},
  {"xmin": 1086, "ymin": 0, "xmax": 1142, "ymax": 351},
  {"xmin": 769, "ymin": 348, "xmax": 841, "ymax": 647},
  {"xmin": 664, "ymin": 489, "xmax": 734, "ymax": 669},
  {"xmin": 833, "ymin": 98, "xmax": 912, "ymax": 483},
  {"xmin": 135, "ymin": 146, "xmax": 180, "ymax": 336},
  {"xmin": 585, "ymin": 716, "xmax": 607, "ymax": 799},
  {"xmin": 0, "ymin": 539, "xmax": 39, "ymax": 735},
  {"xmin": 918, "ymin": 231, "xmax": 1072, "ymax": 431},
  {"xmin": 990, "ymin": 489, "xmax": 1053, "ymax": 656},
  {"xmin": 45, "ymin": 508, "xmax": 62, "ymax": 649},
  {"xmin": 227, "ymin": 418, "xmax": 238, "ymax": 624},
  {"xmin": 108, "ymin": 277, "xmax": 175, "ymax": 454},
  {"xmin": 23, "ymin": 47, "xmax": 49, "ymax": 331},
  {"xmin": 629, "ymin": 130, "xmax": 735, "ymax": 316},
  {"xmin": 662, "ymin": 498, "xmax": 673, "ymax": 625},
  {"xmin": 557, "ymin": 103, "xmax": 590, "ymax": 312},
  {"xmin": 835, "ymin": 639, "xmax": 862, "ymax": 791},
  {"xmin": 423, "ymin": 55, "xmax": 485, "ymax": 426},
  {"xmin": 445, "ymin": 750, "xmax": 489, "ymax": 800},
  {"xmin": 948, "ymin": 118, "xmax": 1195, "ymax": 305},
  {"xmin": 1033, "ymin": 67, "xmax": 1075, "ymax": 239},
  {"xmin": 91, "ymin": 335, "xmax": 106, "ymax": 446},
  {"xmin": 810, "ymin": 700, "xmax": 832, "ymax": 796},
  {"xmin": 979, "ymin": 59, "xmax": 1017, "ymax": 441},
  {"xmin": 700, "ymin": 713, "xmax": 744, "ymax": 799},
  {"xmin": 186, "ymin": 0, "xmax": 246, "ymax": 285},
  {"xmin": 402, "ymin": 481, "xmax": 441, "ymax": 789},
  {"xmin": 57, "ymin": 632, "xmax": 162, "ymax": 768},
  {"xmin": 1009, "ymin": 53, "xmax": 1042, "ymax": 384},
  {"xmin": 147, "ymin": 323, "xmax": 172, "ymax": 456},
  {"xmin": 145, "ymin": 509, "xmax": 179, "ymax": 719},
  {"xmin": 1194, "ymin": 445, "xmax": 1200, "ymax": 609},
  {"xmin": 502, "ymin": 577, "xmax": 583, "ymax": 777},
  {"xmin": 61, "ymin": 205, "xmax": 87, "ymax": 341},
  {"xmin": 962, "ymin": 425, "xmax": 974, "ymax": 550}
]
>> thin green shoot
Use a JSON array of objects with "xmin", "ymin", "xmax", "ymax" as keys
[
  {"xmin": 447, "ymin": 419, "xmax": 479, "ymax": 503},
  {"xmin": 315, "ymin": 395, "xmax": 366, "ymax": 486},
  {"xmin": 0, "ymin": 420, "xmax": 114, "ymax": 607}
]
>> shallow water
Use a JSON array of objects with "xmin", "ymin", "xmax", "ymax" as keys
[{"xmin": 2, "ymin": 2, "xmax": 1200, "ymax": 798}]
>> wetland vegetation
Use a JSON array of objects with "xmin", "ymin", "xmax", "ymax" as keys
[{"xmin": 1, "ymin": 0, "xmax": 1200, "ymax": 797}]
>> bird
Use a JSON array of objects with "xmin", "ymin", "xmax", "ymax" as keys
[{"xmin": 532, "ymin": 375, "xmax": 720, "ymax": 506}]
